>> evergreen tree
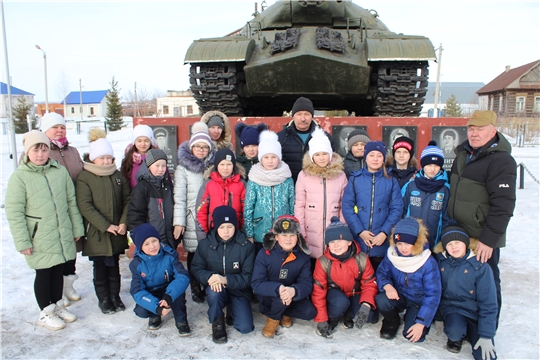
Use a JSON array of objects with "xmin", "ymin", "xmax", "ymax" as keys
[
  {"xmin": 105, "ymin": 77, "xmax": 124, "ymax": 131},
  {"xmin": 12, "ymin": 97, "xmax": 34, "ymax": 134},
  {"xmin": 445, "ymin": 94, "xmax": 463, "ymax": 117}
]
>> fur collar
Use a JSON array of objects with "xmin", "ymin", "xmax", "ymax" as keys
[
  {"xmin": 262, "ymin": 232, "xmax": 311, "ymax": 255},
  {"xmin": 301, "ymin": 152, "xmax": 344, "ymax": 179},
  {"xmin": 389, "ymin": 218, "xmax": 429, "ymax": 256},
  {"xmin": 177, "ymin": 141, "xmax": 215, "ymax": 174},
  {"xmin": 200, "ymin": 110, "xmax": 232, "ymax": 150}
]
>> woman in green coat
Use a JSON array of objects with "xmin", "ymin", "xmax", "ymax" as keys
[{"xmin": 5, "ymin": 131, "xmax": 84, "ymax": 331}]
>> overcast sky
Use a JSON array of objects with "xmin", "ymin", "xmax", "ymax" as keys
[{"xmin": 2, "ymin": 0, "xmax": 539, "ymax": 102}]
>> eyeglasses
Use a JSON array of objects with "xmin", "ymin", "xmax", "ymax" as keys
[{"xmin": 192, "ymin": 145, "xmax": 210, "ymax": 151}]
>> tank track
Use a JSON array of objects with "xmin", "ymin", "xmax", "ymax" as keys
[{"xmin": 374, "ymin": 61, "xmax": 429, "ymax": 117}]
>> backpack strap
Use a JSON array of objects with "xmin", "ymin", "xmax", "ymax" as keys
[{"xmin": 317, "ymin": 252, "xmax": 368, "ymax": 294}]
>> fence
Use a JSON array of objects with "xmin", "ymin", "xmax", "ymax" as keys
[{"xmin": 497, "ymin": 116, "xmax": 540, "ymax": 146}]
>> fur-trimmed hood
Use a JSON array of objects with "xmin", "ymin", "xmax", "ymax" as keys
[
  {"xmin": 203, "ymin": 162, "xmax": 246, "ymax": 180},
  {"xmin": 433, "ymin": 237, "xmax": 479, "ymax": 256},
  {"xmin": 385, "ymin": 154, "xmax": 418, "ymax": 168},
  {"xmin": 177, "ymin": 140, "xmax": 215, "ymax": 174},
  {"xmin": 262, "ymin": 231, "xmax": 311, "ymax": 255},
  {"xmin": 389, "ymin": 218, "xmax": 429, "ymax": 256},
  {"xmin": 301, "ymin": 152, "xmax": 344, "ymax": 179},
  {"xmin": 200, "ymin": 110, "xmax": 231, "ymax": 151}
]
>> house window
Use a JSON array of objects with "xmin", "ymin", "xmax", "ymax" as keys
[
  {"xmin": 535, "ymin": 96, "xmax": 540, "ymax": 112},
  {"xmin": 187, "ymin": 105, "xmax": 193, "ymax": 115},
  {"xmin": 516, "ymin": 96, "xmax": 525, "ymax": 112},
  {"xmin": 163, "ymin": 105, "xmax": 169, "ymax": 115},
  {"xmin": 173, "ymin": 107, "xmax": 181, "ymax": 116},
  {"xmin": 71, "ymin": 107, "xmax": 75, "ymax": 114},
  {"xmin": 90, "ymin": 107, "xmax": 94, "ymax": 115}
]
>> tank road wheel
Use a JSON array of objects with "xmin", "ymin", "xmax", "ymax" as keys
[
  {"xmin": 189, "ymin": 62, "xmax": 245, "ymax": 116},
  {"xmin": 374, "ymin": 61, "xmax": 429, "ymax": 117}
]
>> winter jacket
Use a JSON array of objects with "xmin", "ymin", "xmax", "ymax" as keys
[
  {"xmin": 251, "ymin": 233, "xmax": 313, "ymax": 307},
  {"xmin": 236, "ymin": 154, "xmax": 258, "ymax": 180},
  {"xmin": 5, "ymin": 158, "xmax": 84, "ymax": 270},
  {"xmin": 190, "ymin": 228, "xmax": 255, "ymax": 299},
  {"xmin": 128, "ymin": 167, "xmax": 175, "ymax": 248},
  {"xmin": 196, "ymin": 169, "xmax": 246, "ymax": 237},
  {"xmin": 129, "ymin": 244, "xmax": 190, "ymax": 315},
  {"xmin": 173, "ymin": 141, "xmax": 215, "ymax": 252},
  {"xmin": 342, "ymin": 167, "xmax": 403, "ymax": 258},
  {"xmin": 295, "ymin": 152, "xmax": 348, "ymax": 259},
  {"xmin": 401, "ymin": 170, "xmax": 453, "ymax": 249},
  {"xmin": 200, "ymin": 110, "xmax": 234, "ymax": 151},
  {"xmin": 277, "ymin": 120, "xmax": 334, "ymax": 183},
  {"xmin": 244, "ymin": 163, "xmax": 295, "ymax": 244},
  {"xmin": 20, "ymin": 143, "xmax": 84, "ymax": 184},
  {"xmin": 434, "ymin": 240, "xmax": 497, "ymax": 339},
  {"xmin": 343, "ymin": 151, "xmax": 365, "ymax": 179},
  {"xmin": 376, "ymin": 220, "xmax": 441, "ymax": 327},
  {"xmin": 448, "ymin": 133, "xmax": 516, "ymax": 248},
  {"xmin": 386, "ymin": 155, "xmax": 418, "ymax": 189},
  {"xmin": 312, "ymin": 242, "xmax": 378, "ymax": 322},
  {"xmin": 76, "ymin": 159, "xmax": 131, "ymax": 257}
]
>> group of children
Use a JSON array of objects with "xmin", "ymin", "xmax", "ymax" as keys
[{"xmin": 5, "ymin": 115, "xmax": 497, "ymax": 359}]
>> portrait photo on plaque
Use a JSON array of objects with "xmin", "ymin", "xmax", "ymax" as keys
[
  {"xmin": 150, "ymin": 125, "xmax": 177, "ymax": 174},
  {"xmin": 382, "ymin": 126, "xmax": 417, "ymax": 156},
  {"xmin": 431, "ymin": 126, "xmax": 467, "ymax": 171},
  {"xmin": 332, "ymin": 125, "xmax": 368, "ymax": 158}
]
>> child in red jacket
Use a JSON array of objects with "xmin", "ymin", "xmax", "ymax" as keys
[{"xmin": 312, "ymin": 217, "xmax": 378, "ymax": 338}]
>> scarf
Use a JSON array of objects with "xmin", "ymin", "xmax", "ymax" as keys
[
  {"xmin": 248, "ymin": 162, "xmax": 292, "ymax": 186},
  {"xmin": 50, "ymin": 137, "xmax": 68, "ymax": 149},
  {"xmin": 386, "ymin": 247, "xmax": 431, "ymax": 273},
  {"xmin": 83, "ymin": 162, "xmax": 118, "ymax": 176},
  {"xmin": 415, "ymin": 172, "xmax": 446, "ymax": 193}
]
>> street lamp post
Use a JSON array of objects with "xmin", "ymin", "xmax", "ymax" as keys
[{"xmin": 35, "ymin": 45, "xmax": 49, "ymax": 114}]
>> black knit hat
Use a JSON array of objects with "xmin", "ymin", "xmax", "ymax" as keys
[
  {"xmin": 212, "ymin": 205, "xmax": 238, "ymax": 229},
  {"xmin": 214, "ymin": 148, "xmax": 236, "ymax": 168},
  {"xmin": 392, "ymin": 136, "xmax": 415, "ymax": 157},
  {"xmin": 291, "ymin": 97, "xmax": 314, "ymax": 116},
  {"xmin": 324, "ymin": 216, "xmax": 353, "ymax": 246},
  {"xmin": 441, "ymin": 226, "xmax": 470, "ymax": 250},
  {"xmin": 145, "ymin": 149, "xmax": 167, "ymax": 167}
]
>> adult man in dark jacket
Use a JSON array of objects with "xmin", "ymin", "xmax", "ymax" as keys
[
  {"xmin": 448, "ymin": 110, "xmax": 516, "ymax": 326},
  {"xmin": 277, "ymin": 97, "xmax": 334, "ymax": 182}
]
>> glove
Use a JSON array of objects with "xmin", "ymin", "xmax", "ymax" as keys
[
  {"xmin": 354, "ymin": 303, "xmax": 371, "ymax": 329},
  {"xmin": 473, "ymin": 337, "xmax": 496, "ymax": 360},
  {"xmin": 433, "ymin": 320, "xmax": 444, "ymax": 336},
  {"xmin": 316, "ymin": 322, "xmax": 332, "ymax": 338}
]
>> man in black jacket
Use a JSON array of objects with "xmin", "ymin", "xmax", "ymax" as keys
[
  {"xmin": 448, "ymin": 110, "xmax": 516, "ymax": 327},
  {"xmin": 277, "ymin": 97, "xmax": 334, "ymax": 183}
]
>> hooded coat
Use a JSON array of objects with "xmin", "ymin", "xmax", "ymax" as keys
[
  {"xmin": 294, "ymin": 152, "xmax": 348, "ymax": 259},
  {"xmin": 5, "ymin": 158, "xmax": 84, "ymax": 269},
  {"xmin": 376, "ymin": 220, "xmax": 441, "ymax": 327},
  {"xmin": 173, "ymin": 140, "xmax": 215, "ymax": 252},
  {"xmin": 200, "ymin": 110, "xmax": 233, "ymax": 152},
  {"xmin": 434, "ymin": 239, "xmax": 497, "ymax": 339},
  {"xmin": 386, "ymin": 155, "xmax": 418, "ymax": 189},
  {"xmin": 76, "ymin": 157, "xmax": 131, "ymax": 257}
]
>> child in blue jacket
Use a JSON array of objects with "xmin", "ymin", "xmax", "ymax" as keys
[
  {"xmin": 129, "ymin": 223, "xmax": 190, "ymax": 336},
  {"xmin": 435, "ymin": 226, "xmax": 497, "ymax": 360},
  {"xmin": 375, "ymin": 218, "xmax": 441, "ymax": 342},
  {"xmin": 401, "ymin": 141, "xmax": 454, "ymax": 250}
]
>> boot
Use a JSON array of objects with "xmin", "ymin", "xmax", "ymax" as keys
[
  {"xmin": 148, "ymin": 315, "xmax": 162, "ymax": 330},
  {"xmin": 98, "ymin": 297, "xmax": 116, "ymax": 314},
  {"xmin": 328, "ymin": 317, "xmax": 340, "ymax": 331},
  {"xmin": 190, "ymin": 280, "xmax": 205, "ymax": 304},
  {"xmin": 63, "ymin": 274, "xmax": 81, "ymax": 301},
  {"xmin": 379, "ymin": 309, "xmax": 401, "ymax": 340},
  {"xmin": 342, "ymin": 312, "xmax": 354, "ymax": 329},
  {"xmin": 55, "ymin": 300, "xmax": 77, "ymax": 323},
  {"xmin": 176, "ymin": 321, "xmax": 191, "ymax": 337},
  {"xmin": 38, "ymin": 304, "xmax": 66, "ymax": 331},
  {"xmin": 446, "ymin": 339, "xmax": 463, "ymax": 353},
  {"xmin": 94, "ymin": 277, "xmax": 115, "ymax": 314},
  {"xmin": 212, "ymin": 316, "xmax": 227, "ymax": 344},
  {"xmin": 110, "ymin": 295, "xmax": 126, "ymax": 312},
  {"xmin": 262, "ymin": 317, "xmax": 280, "ymax": 338},
  {"xmin": 62, "ymin": 295, "xmax": 70, "ymax": 308},
  {"xmin": 280, "ymin": 315, "xmax": 293, "ymax": 328},
  {"xmin": 108, "ymin": 266, "xmax": 125, "ymax": 312},
  {"xmin": 225, "ymin": 306, "xmax": 233, "ymax": 326}
]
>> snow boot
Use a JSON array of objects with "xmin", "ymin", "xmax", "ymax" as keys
[
  {"xmin": 55, "ymin": 300, "xmax": 77, "ymax": 323},
  {"xmin": 280, "ymin": 315, "xmax": 293, "ymax": 328},
  {"xmin": 176, "ymin": 321, "xmax": 191, "ymax": 337},
  {"xmin": 62, "ymin": 295, "xmax": 70, "ymax": 308},
  {"xmin": 212, "ymin": 316, "xmax": 227, "ymax": 344},
  {"xmin": 190, "ymin": 280, "xmax": 205, "ymax": 304},
  {"xmin": 148, "ymin": 315, "xmax": 162, "ymax": 330},
  {"xmin": 262, "ymin": 317, "xmax": 280, "ymax": 338},
  {"xmin": 38, "ymin": 304, "xmax": 66, "ymax": 331},
  {"xmin": 63, "ymin": 274, "xmax": 81, "ymax": 301},
  {"xmin": 446, "ymin": 339, "xmax": 463, "ymax": 353},
  {"xmin": 342, "ymin": 312, "xmax": 354, "ymax": 329},
  {"xmin": 328, "ymin": 317, "xmax": 340, "ymax": 331},
  {"xmin": 94, "ymin": 278, "xmax": 115, "ymax": 314},
  {"xmin": 108, "ymin": 269, "xmax": 125, "ymax": 312},
  {"xmin": 379, "ymin": 309, "xmax": 400, "ymax": 340}
]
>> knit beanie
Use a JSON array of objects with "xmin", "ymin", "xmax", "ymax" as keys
[
  {"xmin": 212, "ymin": 205, "xmax": 238, "ymax": 229},
  {"xmin": 324, "ymin": 216, "xmax": 353, "ymax": 246},
  {"xmin": 207, "ymin": 115, "xmax": 225, "ymax": 129},
  {"xmin": 258, "ymin": 130, "xmax": 282, "ymax": 161},
  {"xmin": 347, "ymin": 129, "xmax": 371, "ymax": 152},
  {"xmin": 145, "ymin": 149, "xmax": 167, "ymax": 167},
  {"xmin": 392, "ymin": 136, "xmax": 415, "ymax": 157},
  {"xmin": 189, "ymin": 122, "xmax": 212, "ymax": 150},
  {"xmin": 364, "ymin": 141, "xmax": 387, "ymax": 161},
  {"xmin": 132, "ymin": 223, "xmax": 162, "ymax": 251},
  {"xmin": 308, "ymin": 127, "xmax": 333, "ymax": 161},
  {"xmin": 132, "ymin": 124, "xmax": 155, "ymax": 144},
  {"xmin": 393, "ymin": 218, "xmax": 419, "ymax": 246},
  {"xmin": 23, "ymin": 130, "xmax": 50, "ymax": 153},
  {"xmin": 214, "ymin": 148, "xmax": 236, "ymax": 168},
  {"xmin": 40, "ymin": 112, "xmax": 66, "ymax": 134},
  {"xmin": 420, "ymin": 140, "xmax": 444, "ymax": 168},
  {"xmin": 272, "ymin": 215, "xmax": 302, "ymax": 235},
  {"xmin": 291, "ymin": 96, "xmax": 314, "ymax": 116},
  {"xmin": 441, "ymin": 226, "xmax": 470, "ymax": 250},
  {"xmin": 88, "ymin": 127, "xmax": 114, "ymax": 161},
  {"xmin": 235, "ymin": 122, "xmax": 267, "ymax": 148}
]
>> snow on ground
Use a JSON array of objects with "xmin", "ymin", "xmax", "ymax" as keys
[{"xmin": 1, "ymin": 122, "xmax": 538, "ymax": 359}]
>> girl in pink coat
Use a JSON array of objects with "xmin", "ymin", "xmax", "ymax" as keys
[{"xmin": 294, "ymin": 128, "xmax": 348, "ymax": 268}]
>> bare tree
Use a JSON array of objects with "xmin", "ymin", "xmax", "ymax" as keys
[{"xmin": 123, "ymin": 84, "xmax": 160, "ymax": 117}]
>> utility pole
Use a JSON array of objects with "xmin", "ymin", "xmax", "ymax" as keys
[
  {"xmin": 79, "ymin": 79, "xmax": 83, "ymax": 121},
  {"xmin": 134, "ymin": 82, "xmax": 138, "ymax": 118},
  {"xmin": 433, "ymin": 44, "xmax": 443, "ymax": 118},
  {"xmin": 35, "ymin": 45, "xmax": 49, "ymax": 114}
]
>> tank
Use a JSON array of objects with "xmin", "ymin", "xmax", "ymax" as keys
[{"xmin": 184, "ymin": 0, "xmax": 436, "ymax": 117}]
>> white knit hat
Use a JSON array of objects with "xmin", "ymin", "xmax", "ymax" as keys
[
  {"xmin": 308, "ymin": 127, "xmax": 332, "ymax": 161},
  {"xmin": 88, "ymin": 127, "xmax": 114, "ymax": 161},
  {"xmin": 132, "ymin": 124, "xmax": 155, "ymax": 144},
  {"xmin": 23, "ymin": 130, "xmax": 50, "ymax": 153},
  {"xmin": 258, "ymin": 130, "xmax": 282, "ymax": 161},
  {"xmin": 40, "ymin": 113, "xmax": 66, "ymax": 134}
]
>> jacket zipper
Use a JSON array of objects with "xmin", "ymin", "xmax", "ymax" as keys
[
  {"xmin": 222, "ymin": 242, "xmax": 227, "ymax": 275},
  {"xmin": 271, "ymin": 186, "xmax": 275, "ymax": 225},
  {"xmin": 368, "ymin": 173, "xmax": 375, "ymax": 231}
]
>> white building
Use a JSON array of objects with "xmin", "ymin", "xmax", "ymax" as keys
[
  {"xmin": 156, "ymin": 90, "xmax": 199, "ymax": 117},
  {"xmin": 1, "ymin": 82, "xmax": 35, "ymax": 119},
  {"xmin": 62, "ymin": 90, "xmax": 108, "ymax": 120}
]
